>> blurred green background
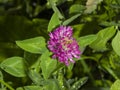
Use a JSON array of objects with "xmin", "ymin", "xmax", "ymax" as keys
[{"xmin": 1, "ymin": 0, "xmax": 120, "ymax": 90}]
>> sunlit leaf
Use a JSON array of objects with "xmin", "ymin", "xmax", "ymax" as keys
[
  {"xmin": 0, "ymin": 57, "xmax": 26, "ymax": 77},
  {"xmin": 78, "ymin": 34, "xmax": 97, "ymax": 50},
  {"xmin": 112, "ymin": 31, "xmax": 120, "ymax": 56},
  {"xmin": 40, "ymin": 50, "xmax": 57, "ymax": 79},
  {"xmin": 27, "ymin": 70, "xmax": 45, "ymax": 86},
  {"xmin": 110, "ymin": 80, "xmax": 120, "ymax": 90},
  {"xmin": 48, "ymin": 12, "xmax": 61, "ymax": 32},
  {"xmin": 90, "ymin": 26, "xmax": 116, "ymax": 51},
  {"xmin": 44, "ymin": 79, "xmax": 61, "ymax": 90},
  {"xmin": 16, "ymin": 37, "xmax": 47, "ymax": 54}
]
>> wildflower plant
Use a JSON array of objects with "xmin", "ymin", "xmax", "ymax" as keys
[
  {"xmin": 48, "ymin": 26, "xmax": 81, "ymax": 66},
  {"xmin": 0, "ymin": 0, "xmax": 120, "ymax": 90}
]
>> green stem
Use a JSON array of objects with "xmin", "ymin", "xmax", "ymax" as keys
[
  {"xmin": 63, "ymin": 14, "xmax": 81, "ymax": 25},
  {"xmin": 48, "ymin": 0, "xmax": 64, "ymax": 19},
  {"xmin": 0, "ymin": 79, "xmax": 14, "ymax": 90},
  {"xmin": 81, "ymin": 55, "xmax": 97, "ymax": 61}
]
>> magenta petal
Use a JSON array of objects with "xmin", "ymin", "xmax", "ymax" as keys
[{"xmin": 47, "ymin": 26, "xmax": 81, "ymax": 66}]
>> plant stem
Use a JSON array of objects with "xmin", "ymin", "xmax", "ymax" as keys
[
  {"xmin": 81, "ymin": 55, "xmax": 97, "ymax": 61},
  {"xmin": 48, "ymin": 0, "xmax": 64, "ymax": 19},
  {"xmin": 0, "ymin": 79, "xmax": 14, "ymax": 90}
]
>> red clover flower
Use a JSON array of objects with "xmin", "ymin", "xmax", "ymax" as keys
[{"xmin": 48, "ymin": 26, "xmax": 81, "ymax": 66}]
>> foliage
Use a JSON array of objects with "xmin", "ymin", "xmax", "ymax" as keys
[{"xmin": 0, "ymin": 0, "xmax": 120, "ymax": 90}]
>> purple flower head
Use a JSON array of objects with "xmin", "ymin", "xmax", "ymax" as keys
[{"xmin": 48, "ymin": 26, "xmax": 81, "ymax": 66}]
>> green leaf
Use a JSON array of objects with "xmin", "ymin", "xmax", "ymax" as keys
[
  {"xmin": 40, "ymin": 50, "xmax": 57, "ymax": 79},
  {"xmin": 63, "ymin": 14, "xmax": 81, "ymax": 25},
  {"xmin": 100, "ymin": 21, "xmax": 119, "ymax": 27},
  {"xmin": 72, "ymin": 24, "xmax": 85, "ymax": 38},
  {"xmin": 112, "ymin": 31, "xmax": 120, "ymax": 56},
  {"xmin": 67, "ymin": 63, "xmax": 74, "ymax": 79},
  {"xmin": 0, "ymin": 57, "xmax": 26, "ymax": 77},
  {"xmin": 16, "ymin": 86, "xmax": 43, "ymax": 90},
  {"xmin": 48, "ymin": 12, "xmax": 61, "ymax": 32},
  {"xmin": 23, "ymin": 52, "xmax": 40, "ymax": 72},
  {"xmin": 90, "ymin": 26, "xmax": 116, "ymax": 51},
  {"xmin": 78, "ymin": 34, "xmax": 97, "ymax": 50},
  {"xmin": 68, "ymin": 63, "xmax": 74, "ymax": 71},
  {"xmin": 16, "ymin": 37, "xmax": 47, "ymax": 54},
  {"xmin": 27, "ymin": 70, "xmax": 45, "ymax": 86},
  {"xmin": 109, "ymin": 52, "xmax": 120, "ymax": 69},
  {"xmin": 110, "ymin": 80, "xmax": 120, "ymax": 90},
  {"xmin": 101, "ymin": 57, "xmax": 119, "ymax": 79},
  {"xmin": 71, "ymin": 77, "xmax": 88, "ymax": 90},
  {"xmin": 44, "ymin": 79, "xmax": 61, "ymax": 90},
  {"xmin": 69, "ymin": 4, "xmax": 85, "ymax": 14}
]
